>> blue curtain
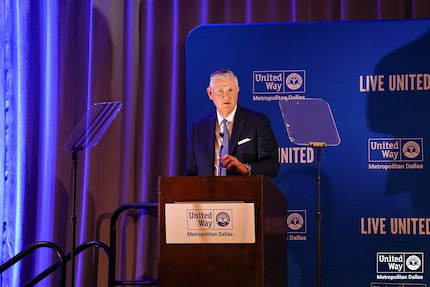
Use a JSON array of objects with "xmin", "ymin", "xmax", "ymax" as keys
[{"xmin": 1, "ymin": 0, "xmax": 429, "ymax": 285}]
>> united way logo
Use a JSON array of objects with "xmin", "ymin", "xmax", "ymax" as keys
[
  {"xmin": 287, "ymin": 210, "xmax": 306, "ymax": 233},
  {"xmin": 253, "ymin": 70, "xmax": 306, "ymax": 94},
  {"xmin": 377, "ymin": 252, "xmax": 424, "ymax": 273},
  {"xmin": 285, "ymin": 72, "xmax": 305, "ymax": 92},
  {"xmin": 187, "ymin": 209, "xmax": 233, "ymax": 230},
  {"xmin": 403, "ymin": 140, "xmax": 421, "ymax": 159},
  {"xmin": 368, "ymin": 138, "xmax": 423, "ymax": 162},
  {"xmin": 216, "ymin": 212, "xmax": 230, "ymax": 227}
]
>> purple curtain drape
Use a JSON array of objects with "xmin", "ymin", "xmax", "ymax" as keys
[{"xmin": 1, "ymin": 0, "xmax": 429, "ymax": 286}]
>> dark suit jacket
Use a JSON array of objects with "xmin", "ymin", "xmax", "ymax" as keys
[{"xmin": 185, "ymin": 105, "xmax": 279, "ymax": 177}]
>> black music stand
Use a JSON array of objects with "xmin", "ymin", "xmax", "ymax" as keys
[
  {"xmin": 279, "ymin": 98, "xmax": 340, "ymax": 287},
  {"xmin": 64, "ymin": 101, "xmax": 122, "ymax": 287}
]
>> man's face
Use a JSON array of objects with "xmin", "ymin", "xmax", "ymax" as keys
[{"xmin": 207, "ymin": 77, "xmax": 239, "ymax": 117}]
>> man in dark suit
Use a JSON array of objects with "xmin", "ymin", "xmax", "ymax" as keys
[{"xmin": 185, "ymin": 69, "xmax": 279, "ymax": 177}]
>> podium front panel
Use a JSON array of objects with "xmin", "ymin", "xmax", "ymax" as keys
[{"xmin": 158, "ymin": 176, "xmax": 287, "ymax": 287}]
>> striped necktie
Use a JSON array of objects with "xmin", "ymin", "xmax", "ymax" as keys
[{"xmin": 219, "ymin": 119, "xmax": 229, "ymax": 176}]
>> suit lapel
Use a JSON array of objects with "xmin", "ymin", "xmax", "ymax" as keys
[
  {"xmin": 205, "ymin": 114, "xmax": 217, "ymax": 166},
  {"xmin": 231, "ymin": 106, "xmax": 245, "ymax": 153}
]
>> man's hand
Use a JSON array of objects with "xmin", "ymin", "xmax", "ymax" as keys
[{"xmin": 219, "ymin": 155, "xmax": 248, "ymax": 175}]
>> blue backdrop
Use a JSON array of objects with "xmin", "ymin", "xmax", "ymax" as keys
[{"xmin": 186, "ymin": 19, "xmax": 430, "ymax": 287}]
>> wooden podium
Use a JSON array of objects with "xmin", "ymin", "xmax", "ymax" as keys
[{"xmin": 158, "ymin": 176, "xmax": 287, "ymax": 287}]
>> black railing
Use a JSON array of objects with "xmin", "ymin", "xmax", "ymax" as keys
[
  {"xmin": 25, "ymin": 240, "xmax": 110, "ymax": 286},
  {"xmin": 108, "ymin": 202, "xmax": 158, "ymax": 287},
  {"xmin": 0, "ymin": 241, "xmax": 66, "ymax": 286},
  {"xmin": 0, "ymin": 202, "xmax": 158, "ymax": 286}
]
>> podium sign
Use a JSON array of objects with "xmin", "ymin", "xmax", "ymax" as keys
[{"xmin": 165, "ymin": 202, "xmax": 255, "ymax": 244}]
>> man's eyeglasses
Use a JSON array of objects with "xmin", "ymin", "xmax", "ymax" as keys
[{"xmin": 211, "ymin": 87, "xmax": 237, "ymax": 96}]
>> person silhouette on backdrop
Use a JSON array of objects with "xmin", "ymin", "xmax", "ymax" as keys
[{"xmin": 185, "ymin": 69, "xmax": 279, "ymax": 177}]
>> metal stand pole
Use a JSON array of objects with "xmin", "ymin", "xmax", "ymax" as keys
[
  {"xmin": 70, "ymin": 148, "xmax": 82, "ymax": 287},
  {"xmin": 64, "ymin": 102, "xmax": 123, "ymax": 287},
  {"xmin": 310, "ymin": 142, "xmax": 325, "ymax": 287},
  {"xmin": 316, "ymin": 146, "xmax": 322, "ymax": 287}
]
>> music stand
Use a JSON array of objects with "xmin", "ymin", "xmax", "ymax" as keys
[
  {"xmin": 279, "ymin": 98, "xmax": 340, "ymax": 287},
  {"xmin": 64, "ymin": 101, "xmax": 122, "ymax": 287}
]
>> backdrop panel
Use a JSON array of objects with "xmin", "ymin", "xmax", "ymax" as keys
[{"xmin": 186, "ymin": 19, "xmax": 430, "ymax": 287}]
